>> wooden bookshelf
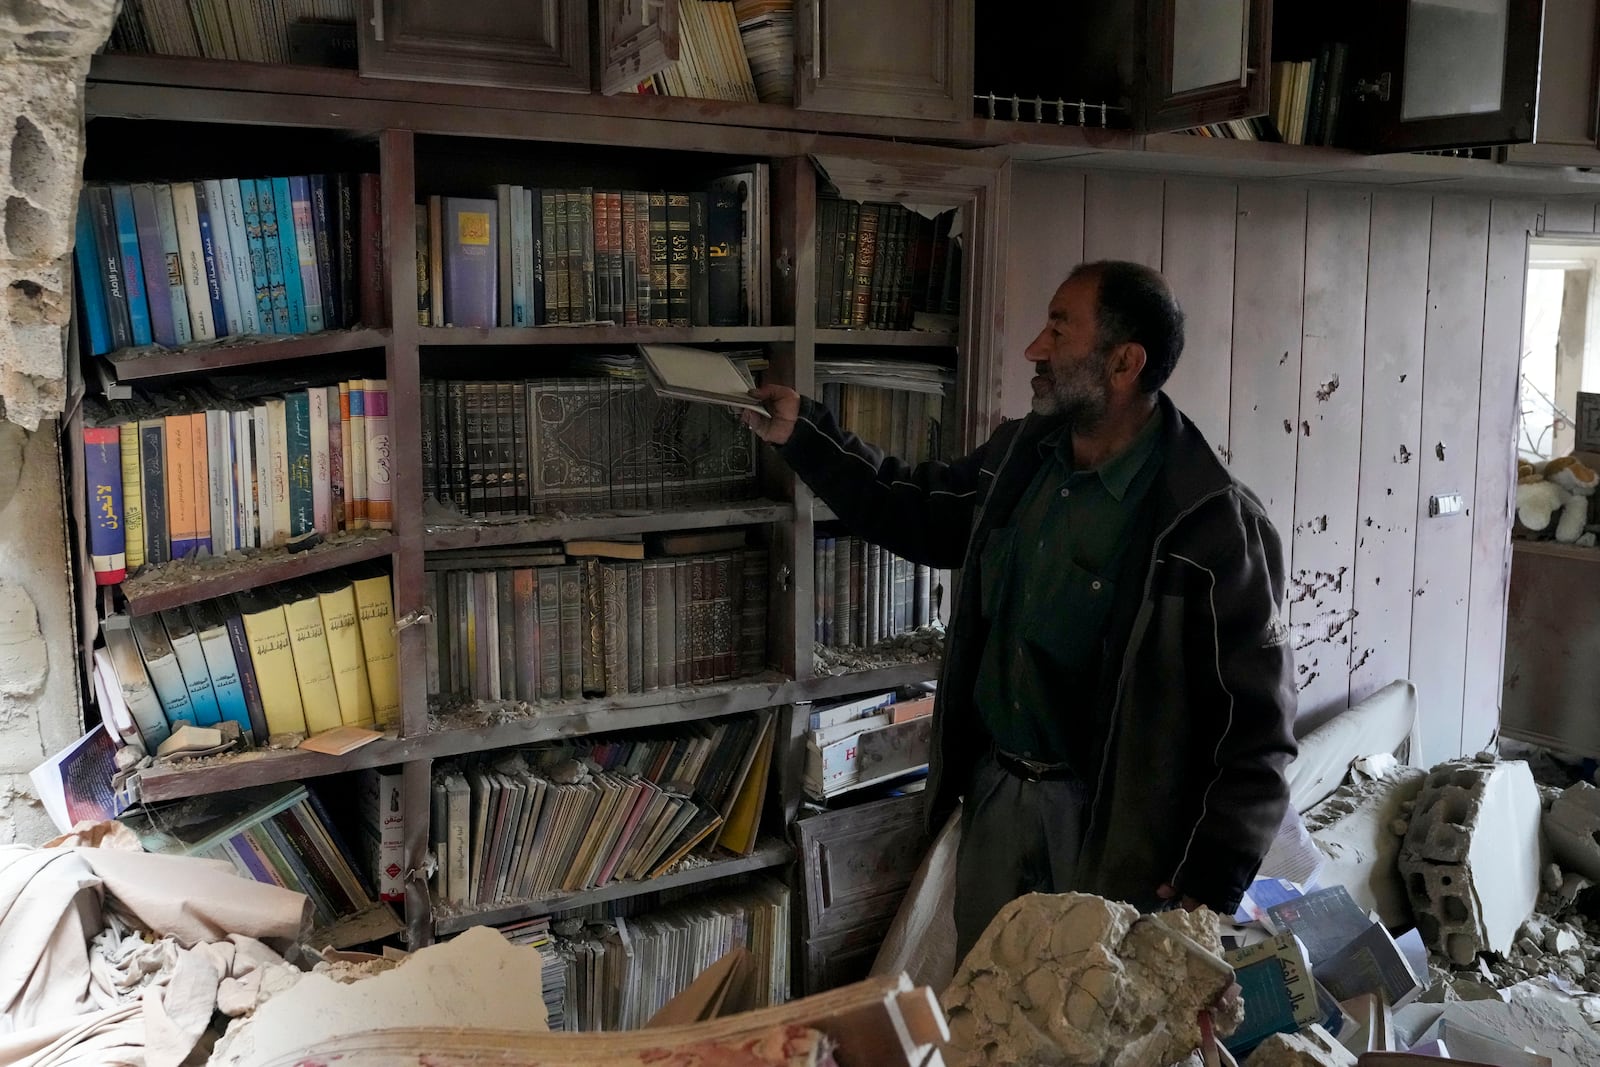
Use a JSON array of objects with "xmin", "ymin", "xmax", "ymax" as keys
[
  {"xmin": 432, "ymin": 838, "xmax": 794, "ymax": 935},
  {"xmin": 813, "ymin": 329, "xmax": 957, "ymax": 347},
  {"xmin": 419, "ymin": 326, "xmax": 794, "ymax": 346},
  {"xmin": 105, "ymin": 327, "xmax": 390, "ymax": 382},
  {"xmin": 120, "ymin": 530, "xmax": 397, "ymax": 616},
  {"xmin": 424, "ymin": 501, "xmax": 795, "ymax": 552}
]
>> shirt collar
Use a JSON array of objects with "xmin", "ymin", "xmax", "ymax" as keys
[{"xmin": 1038, "ymin": 406, "xmax": 1164, "ymax": 502}]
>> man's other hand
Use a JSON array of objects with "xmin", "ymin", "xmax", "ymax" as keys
[
  {"xmin": 742, "ymin": 384, "xmax": 801, "ymax": 446},
  {"xmin": 1156, "ymin": 883, "xmax": 1203, "ymax": 912}
]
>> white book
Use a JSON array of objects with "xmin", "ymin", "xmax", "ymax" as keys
[
  {"xmin": 219, "ymin": 178, "xmax": 261, "ymax": 334},
  {"xmin": 638, "ymin": 343, "xmax": 764, "ymax": 412},
  {"xmin": 101, "ymin": 616, "xmax": 171, "ymax": 748},
  {"xmin": 92, "ymin": 647, "xmax": 143, "ymax": 752},
  {"xmin": 151, "ymin": 183, "xmax": 194, "ymax": 344},
  {"xmin": 520, "ymin": 188, "xmax": 536, "ymax": 326},
  {"xmin": 265, "ymin": 397, "xmax": 291, "ymax": 544},
  {"xmin": 309, "ymin": 386, "xmax": 332, "ymax": 535},
  {"xmin": 206, "ymin": 409, "xmax": 231, "ymax": 553},
  {"xmin": 252, "ymin": 403, "xmax": 275, "ymax": 547},
  {"xmin": 807, "ymin": 691, "xmax": 894, "ymax": 732},
  {"xmin": 509, "ymin": 184, "xmax": 527, "ymax": 326},
  {"xmin": 202, "ymin": 178, "xmax": 244, "ymax": 336},
  {"xmin": 233, "ymin": 409, "xmax": 257, "ymax": 549},
  {"xmin": 169, "ymin": 182, "xmax": 216, "ymax": 341},
  {"xmin": 496, "ymin": 183, "xmax": 514, "ymax": 326},
  {"xmin": 160, "ymin": 609, "xmax": 222, "ymax": 727}
]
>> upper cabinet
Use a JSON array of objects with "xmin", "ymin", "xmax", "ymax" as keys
[
  {"xmin": 794, "ymin": 0, "xmax": 973, "ymax": 120},
  {"xmin": 1142, "ymin": 0, "xmax": 1272, "ymax": 133},
  {"xmin": 1338, "ymin": 0, "xmax": 1545, "ymax": 152},
  {"xmin": 357, "ymin": 0, "xmax": 589, "ymax": 92}
]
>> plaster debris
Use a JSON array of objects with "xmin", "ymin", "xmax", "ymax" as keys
[
  {"xmin": 1437, "ymin": 984, "xmax": 1600, "ymax": 1067},
  {"xmin": 1399, "ymin": 759, "xmax": 1543, "ymax": 965},
  {"xmin": 1547, "ymin": 782, "xmax": 1600, "ymax": 882},
  {"xmin": 0, "ymin": 577, "xmax": 47, "ymax": 699},
  {"xmin": 812, "ymin": 627, "xmax": 943, "ymax": 676},
  {"xmin": 1243, "ymin": 1025, "xmax": 1356, "ymax": 1067},
  {"xmin": 941, "ymin": 893, "xmax": 1239, "ymax": 1067},
  {"xmin": 1304, "ymin": 767, "xmax": 1425, "ymax": 927}
]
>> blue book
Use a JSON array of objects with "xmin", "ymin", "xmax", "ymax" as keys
[
  {"xmin": 130, "ymin": 185, "xmax": 178, "ymax": 346},
  {"xmin": 309, "ymin": 174, "xmax": 339, "ymax": 329},
  {"xmin": 254, "ymin": 179, "xmax": 292, "ymax": 334},
  {"xmin": 187, "ymin": 601, "xmax": 253, "ymax": 736},
  {"xmin": 219, "ymin": 179, "xmax": 260, "ymax": 335},
  {"xmin": 271, "ymin": 177, "xmax": 308, "ymax": 333},
  {"xmin": 151, "ymin": 184, "xmax": 194, "ymax": 345},
  {"xmin": 72, "ymin": 191, "xmax": 112, "ymax": 356},
  {"xmin": 160, "ymin": 608, "xmax": 222, "ymax": 727},
  {"xmin": 109, "ymin": 184, "xmax": 153, "ymax": 346},
  {"xmin": 286, "ymin": 390, "xmax": 314, "ymax": 536},
  {"xmin": 288, "ymin": 176, "xmax": 324, "ymax": 332},
  {"xmin": 82, "ymin": 424, "xmax": 125, "ymax": 584},
  {"xmin": 239, "ymin": 180, "xmax": 274, "ymax": 333},
  {"xmin": 129, "ymin": 613, "xmax": 197, "ymax": 729},
  {"xmin": 192, "ymin": 182, "xmax": 231, "ymax": 337}
]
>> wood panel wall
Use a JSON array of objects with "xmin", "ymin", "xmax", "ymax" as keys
[{"xmin": 996, "ymin": 166, "xmax": 1559, "ymax": 766}]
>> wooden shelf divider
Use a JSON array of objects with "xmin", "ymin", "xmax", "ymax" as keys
[
  {"xmin": 121, "ymin": 531, "xmax": 396, "ymax": 616},
  {"xmin": 425, "ymin": 501, "xmax": 796, "ymax": 552},
  {"xmin": 105, "ymin": 327, "xmax": 390, "ymax": 382},
  {"xmin": 431, "ymin": 838, "xmax": 794, "ymax": 935}
]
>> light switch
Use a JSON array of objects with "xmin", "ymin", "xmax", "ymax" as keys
[{"xmin": 1429, "ymin": 492, "xmax": 1464, "ymax": 517}]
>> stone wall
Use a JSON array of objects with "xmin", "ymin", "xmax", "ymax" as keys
[{"xmin": 0, "ymin": 1, "xmax": 119, "ymax": 843}]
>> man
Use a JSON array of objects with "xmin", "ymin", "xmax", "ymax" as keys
[{"xmin": 744, "ymin": 260, "xmax": 1297, "ymax": 959}]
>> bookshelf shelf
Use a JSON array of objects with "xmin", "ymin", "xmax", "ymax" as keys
[
  {"xmin": 419, "ymin": 326, "xmax": 794, "ymax": 347},
  {"xmin": 800, "ymin": 660, "xmax": 942, "ymax": 701},
  {"xmin": 813, "ymin": 329, "xmax": 957, "ymax": 347},
  {"xmin": 121, "ymin": 530, "xmax": 396, "ymax": 617},
  {"xmin": 431, "ymin": 838, "xmax": 794, "ymax": 936},
  {"xmin": 105, "ymin": 327, "xmax": 391, "ymax": 383},
  {"xmin": 424, "ymin": 501, "xmax": 796, "ymax": 552}
]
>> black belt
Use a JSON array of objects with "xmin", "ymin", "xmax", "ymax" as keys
[{"xmin": 994, "ymin": 747, "xmax": 1078, "ymax": 783}]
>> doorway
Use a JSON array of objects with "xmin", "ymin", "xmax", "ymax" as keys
[{"xmin": 1519, "ymin": 239, "xmax": 1600, "ymax": 462}]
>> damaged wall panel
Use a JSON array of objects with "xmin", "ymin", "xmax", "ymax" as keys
[
  {"xmin": 1290, "ymin": 188, "xmax": 1370, "ymax": 728},
  {"xmin": 1160, "ymin": 180, "xmax": 1237, "ymax": 455},
  {"xmin": 1409, "ymin": 197, "xmax": 1491, "ymax": 766}
]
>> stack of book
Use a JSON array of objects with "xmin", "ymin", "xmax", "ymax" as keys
[
  {"xmin": 496, "ymin": 916, "xmax": 568, "ymax": 1029},
  {"xmin": 108, "ymin": 0, "xmax": 356, "ymax": 65},
  {"xmin": 621, "ymin": 1, "xmax": 758, "ymax": 103},
  {"xmin": 417, "ymin": 169, "xmax": 766, "ymax": 329},
  {"xmin": 80, "ymin": 379, "xmax": 390, "ymax": 584},
  {"xmin": 121, "ymin": 781, "xmax": 379, "ymax": 935},
  {"xmin": 73, "ymin": 176, "xmax": 379, "ymax": 358},
  {"xmin": 429, "ymin": 710, "xmax": 776, "ymax": 909},
  {"xmin": 425, "ymin": 534, "xmax": 768, "ymax": 702},
  {"xmin": 421, "ymin": 361, "xmax": 760, "ymax": 519},
  {"xmin": 816, "ymin": 358, "xmax": 957, "ymax": 466},
  {"xmin": 815, "ymin": 201, "xmax": 961, "ymax": 329},
  {"xmin": 734, "ymin": 0, "xmax": 794, "ymax": 105},
  {"xmin": 1187, "ymin": 48, "xmax": 1350, "ymax": 146},
  {"xmin": 813, "ymin": 535, "xmax": 944, "ymax": 649},
  {"xmin": 549, "ymin": 878, "xmax": 791, "ymax": 1030},
  {"xmin": 96, "ymin": 567, "xmax": 400, "ymax": 748}
]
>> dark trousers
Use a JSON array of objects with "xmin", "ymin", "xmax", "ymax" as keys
[{"xmin": 952, "ymin": 748, "xmax": 1090, "ymax": 964}]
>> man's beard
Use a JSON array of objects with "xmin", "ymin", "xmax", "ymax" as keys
[{"xmin": 1031, "ymin": 348, "xmax": 1112, "ymax": 426}]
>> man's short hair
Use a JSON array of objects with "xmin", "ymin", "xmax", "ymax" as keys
[{"xmin": 1068, "ymin": 260, "xmax": 1186, "ymax": 393}]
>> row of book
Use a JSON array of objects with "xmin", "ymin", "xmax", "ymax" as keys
[
  {"xmin": 94, "ymin": 570, "xmax": 399, "ymax": 752},
  {"xmin": 417, "ymin": 171, "xmax": 764, "ymax": 330},
  {"xmin": 425, "ymin": 538, "xmax": 768, "ymax": 703},
  {"xmin": 544, "ymin": 879, "xmax": 791, "ymax": 1031},
  {"xmin": 1187, "ymin": 50, "xmax": 1350, "ymax": 147},
  {"xmin": 81, "ymin": 379, "xmax": 391, "ymax": 583},
  {"xmin": 804, "ymin": 687, "xmax": 933, "ymax": 799},
  {"xmin": 122, "ymin": 781, "xmax": 377, "ymax": 934},
  {"xmin": 108, "ymin": 0, "xmax": 355, "ymax": 66},
  {"xmin": 818, "ymin": 357, "xmax": 958, "ymax": 467},
  {"xmin": 814, "ymin": 536, "xmax": 946, "ymax": 649},
  {"xmin": 429, "ymin": 711, "xmax": 775, "ymax": 909},
  {"xmin": 420, "ymin": 362, "xmax": 758, "ymax": 518},
  {"xmin": 74, "ymin": 176, "xmax": 379, "ymax": 357},
  {"xmin": 497, "ymin": 917, "xmax": 569, "ymax": 1029},
  {"xmin": 815, "ymin": 201, "xmax": 961, "ymax": 330}
]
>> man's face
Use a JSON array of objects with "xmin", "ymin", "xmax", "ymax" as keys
[{"xmin": 1025, "ymin": 274, "xmax": 1112, "ymax": 423}]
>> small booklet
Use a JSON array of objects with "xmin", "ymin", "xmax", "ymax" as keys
[{"xmin": 638, "ymin": 344, "xmax": 765, "ymax": 413}]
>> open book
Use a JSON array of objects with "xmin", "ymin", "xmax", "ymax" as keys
[{"xmin": 639, "ymin": 343, "xmax": 766, "ymax": 413}]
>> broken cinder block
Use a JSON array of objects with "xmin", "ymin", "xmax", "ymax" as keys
[
  {"xmin": 1304, "ymin": 767, "xmax": 1425, "ymax": 928},
  {"xmin": 1397, "ymin": 759, "xmax": 1543, "ymax": 966}
]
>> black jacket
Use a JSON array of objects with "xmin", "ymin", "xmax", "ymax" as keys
[{"xmin": 778, "ymin": 391, "xmax": 1297, "ymax": 912}]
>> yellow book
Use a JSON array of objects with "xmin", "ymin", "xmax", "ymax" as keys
[
  {"xmin": 118, "ymin": 422, "xmax": 145, "ymax": 571},
  {"xmin": 280, "ymin": 584, "xmax": 343, "ymax": 735},
  {"xmin": 266, "ymin": 396, "xmax": 291, "ymax": 545},
  {"xmin": 353, "ymin": 570, "xmax": 400, "ymax": 729},
  {"xmin": 315, "ymin": 577, "xmax": 375, "ymax": 728},
  {"xmin": 237, "ymin": 594, "xmax": 307, "ymax": 738},
  {"xmin": 718, "ymin": 713, "xmax": 775, "ymax": 856}
]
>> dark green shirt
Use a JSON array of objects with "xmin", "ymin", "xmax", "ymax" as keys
[{"xmin": 973, "ymin": 408, "xmax": 1165, "ymax": 764}]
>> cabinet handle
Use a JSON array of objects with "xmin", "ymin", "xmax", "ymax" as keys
[{"xmin": 811, "ymin": 3, "xmax": 821, "ymax": 81}]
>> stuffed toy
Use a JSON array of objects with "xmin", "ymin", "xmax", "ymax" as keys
[{"xmin": 1517, "ymin": 455, "xmax": 1599, "ymax": 544}]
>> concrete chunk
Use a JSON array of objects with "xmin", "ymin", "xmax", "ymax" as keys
[
  {"xmin": 1546, "ymin": 782, "xmax": 1600, "ymax": 882},
  {"xmin": 1398, "ymin": 759, "xmax": 1543, "ymax": 965},
  {"xmin": 1243, "ymin": 1026, "xmax": 1357, "ymax": 1067},
  {"xmin": 1304, "ymin": 767, "xmax": 1425, "ymax": 927}
]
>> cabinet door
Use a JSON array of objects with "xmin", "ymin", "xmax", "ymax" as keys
[
  {"xmin": 1341, "ymin": 0, "xmax": 1544, "ymax": 152},
  {"xmin": 795, "ymin": 0, "xmax": 973, "ymax": 120},
  {"xmin": 1142, "ymin": 0, "xmax": 1272, "ymax": 132},
  {"xmin": 358, "ymin": 0, "xmax": 589, "ymax": 93}
]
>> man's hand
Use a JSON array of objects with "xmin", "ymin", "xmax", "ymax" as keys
[
  {"xmin": 1156, "ymin": 883, "xmax": 1203, "ymax": 912},
  {"xmin": 741, "ymin": 384, "xmax": 801, "ymax": 446}
]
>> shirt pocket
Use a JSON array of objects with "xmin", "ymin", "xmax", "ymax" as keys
[
  {"xmin": 1021, "ymin": 558, "xmax": 1117, "ymax": 675},
  {"xmin": 978, "ymin": 526, "xmax": 1017, "ymax": 621}
]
